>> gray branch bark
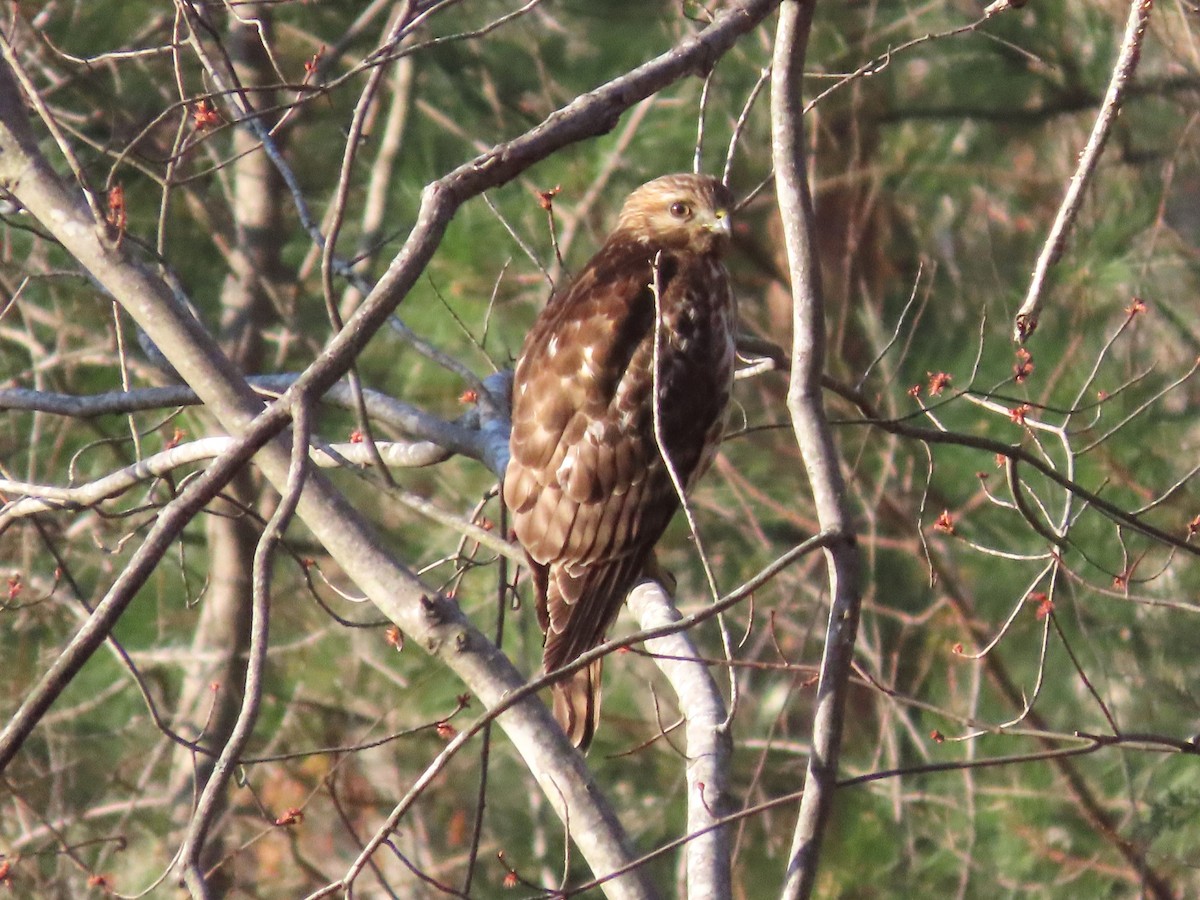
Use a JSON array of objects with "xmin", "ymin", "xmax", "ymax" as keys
[
  {"xmin": 168, "ymin": 12, "xmax": 283, "ymax": 889},
  {"xmin": 769, "ymin": 3, "xmax": 863, "ymax": 898},
  {"xmin": 627, "ymin": 582, "xmax": 732, "ymax": 900},
  {"xmin": 1013, "ymin": 0, "xmax": 1155, "ymax": 342}
]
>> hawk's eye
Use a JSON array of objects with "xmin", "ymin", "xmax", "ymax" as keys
[{"xmin": 669, "ymin": 201, "xmax": 692, "ymax": 219}]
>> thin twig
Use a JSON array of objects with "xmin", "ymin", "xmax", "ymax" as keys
[
  {"xmin": 181, "ymin": 397, "xmax": 311, "ymax": 898},
  {"xmin": 1014, "ymin": 0, "xmax": 1155, "ymax": 341},
  {"xmin": 649, "ymin": 252, "xmax": 739, "ymax": 727},
  {"xmin": 0, "ymin": 29, "xmax": 105, "ymax": 223}
]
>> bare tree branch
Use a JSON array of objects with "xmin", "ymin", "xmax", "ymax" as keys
[
  {"xmin": 0, "ymin": 436, "xmax": 517, "ymax": 559},
  {"xmin": 626, "ymin": 581, "xmax": 732, "ymax": 900},
  {"xmin": 770, "ymin": 3, "xmax": 864, "ymax": 898},
  {"xmin": 0, "ymin": 370, "xmax": 513, "ymax": 474},
  {"xmin": 1013, "ymin": 0, "xmax": 1155, "ymax": 342},
  {"xmin": 180, "ymin": 395, "xmax": 312, "ymax": 898}
]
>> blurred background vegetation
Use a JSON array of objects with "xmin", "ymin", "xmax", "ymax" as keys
[{"xmin": 1, "ymin": 0, "xmax": 1198, "ymax": 896}]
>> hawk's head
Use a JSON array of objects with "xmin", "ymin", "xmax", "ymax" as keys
[{"xmin": 613, "ymin": 174, "xmax": 734, "ymax": 255}]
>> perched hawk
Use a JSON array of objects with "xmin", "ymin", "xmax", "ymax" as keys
[{"xmin": 505, "ymin": 174, "xmax": 738, "ymax": 750}]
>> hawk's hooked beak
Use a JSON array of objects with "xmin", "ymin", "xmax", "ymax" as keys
[{"xmin": 705, "ymin": 209, "xmax": 732, "ymax": 240}]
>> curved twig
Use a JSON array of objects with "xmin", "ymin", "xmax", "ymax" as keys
[{"xmin": 1014, "ymin": 0, "xmax": 1155, "ymax": 341}]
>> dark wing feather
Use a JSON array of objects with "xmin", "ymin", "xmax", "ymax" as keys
[{"xmin": 505, "ymin": 243, "xmax": 658, "ymax": 565}]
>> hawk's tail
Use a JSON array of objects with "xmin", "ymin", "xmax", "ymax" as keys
[
  {"xmin": 539, "ymin": 551, "xmax": 651, "ymax": 751},
  {"xmin": 551, "ymin": 657, "xmax": 603, "ymax": 751}
]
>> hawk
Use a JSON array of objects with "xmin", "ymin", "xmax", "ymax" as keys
[{"xmin": 505, "ymin": 174, "xmax": 737, "ymax": 750}]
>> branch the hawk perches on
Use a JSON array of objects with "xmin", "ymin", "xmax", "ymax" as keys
[{"xmin": 505, "ymin": 174, "xmax": 737, "ymax": 750}]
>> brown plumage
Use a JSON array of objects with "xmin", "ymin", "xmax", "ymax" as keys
[{"xmin": 504, "ymin": 174, "xmax": 737, "ymax": 750}]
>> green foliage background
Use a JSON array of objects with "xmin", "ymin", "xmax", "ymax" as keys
[{"xmin": 1, "ymin": 0, "xmax": 1198, "ymax": 897}]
